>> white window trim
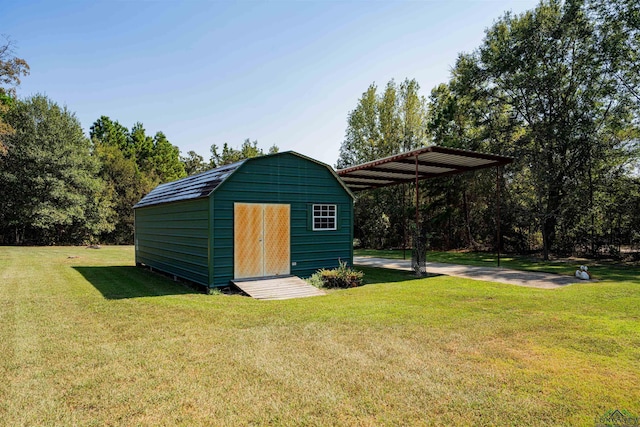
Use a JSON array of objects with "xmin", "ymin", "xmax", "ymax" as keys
[{"xmin": 312, "ymin": 204, "xmax": 337, "ymax": 231}]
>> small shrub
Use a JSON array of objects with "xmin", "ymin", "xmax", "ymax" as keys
[
  {"xmin": 316, "ymin": 260, "xmax": 364, "ymax": 289},
  {"xmin": 306, "ymin": 272, "xmax": 325, "ymax": 288}
]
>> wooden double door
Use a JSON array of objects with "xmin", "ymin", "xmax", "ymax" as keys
[{"xmin": 234, "ymin": 203, "xmax": 290, "ymax": 279}]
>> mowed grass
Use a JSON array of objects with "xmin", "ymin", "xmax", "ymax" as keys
[
  {"xmin": 355, "ymin": 248, "xmax": 639, "ymax": 282},
  {"xmin": 1, "ymin": 246, "xmax": 639, "ymax": 426}
]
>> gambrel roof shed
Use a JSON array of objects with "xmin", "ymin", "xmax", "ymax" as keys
[{"xmin": 134, "ymin": 151, "xmax": 354, "ymax": 289}]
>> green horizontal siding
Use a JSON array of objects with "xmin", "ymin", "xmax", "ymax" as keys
[
  {"xmin": 135, "ymin": 198, "xmax": 210, "ymax": 285},
  {"xmin": 134, "ymin": 152, "xmax": 353, "ymax": 288},
  {"xmin": 211, "ymin": 153, "xmax": 353, "ymax": 287}
]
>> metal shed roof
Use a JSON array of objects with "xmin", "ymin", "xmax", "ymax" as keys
[
  {"xmin": 133, "ymin": 160, "xmax": 245, "ymax": 209},
  {"xmin": 336, "ymin": 145, "xmax": 513, "ymax": 192},
  {"xmin": 133, "ymin": 151, "xmax": 355, "ymax": 209}
]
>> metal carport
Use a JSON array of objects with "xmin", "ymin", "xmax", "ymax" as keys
[{"xmin": 336, "ymin": 145, "xmax": 513, "ymax": 271}]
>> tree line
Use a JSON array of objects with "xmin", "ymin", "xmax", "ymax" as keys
[
  {"xmin": 338, "ymin": 0, "xmax": 640, "ymax": 260},
  {"xmin": 1, "ymin": 0, "xmax": 639, "ymax": 258},
  {"xmin": 0, "ymin": 37, "xmax": 276, "ymax": 245}
]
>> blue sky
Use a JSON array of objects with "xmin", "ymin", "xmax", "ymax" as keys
[{"xmin": 2, "ymin": 0, "xmax": 539, "ymax": 167}]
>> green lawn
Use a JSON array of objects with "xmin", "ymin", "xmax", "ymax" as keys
[
  {"xmin": 1, "ymin": 246, "xmax": 639, "ymax": 425},
  {"xmin": 355, "ymin": 248, "xmax": 639, "ymax": 282}
]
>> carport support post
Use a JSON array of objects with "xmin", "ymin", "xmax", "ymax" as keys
[
  {"xmin": 402, "ymin": 182, "xmax": 407, "ymax": 260},
  {"xmin": 496, "ymin": 166, "xmax": 501, "ymax": 268},
  {"xmin": 415, "ymin": 156, "xmax": 419, "ymax": 227},
  {"xmin": 414, "ymin": 155, "xmax": 427, "ymax": 276}
]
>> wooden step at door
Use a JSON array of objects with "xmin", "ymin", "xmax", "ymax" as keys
[{"xmin": 231, "ymin": 276, "xmax": 325, "ymax": 300}]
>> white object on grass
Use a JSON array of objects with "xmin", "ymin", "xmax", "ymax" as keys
[{"xmin": 575, "ymin": 265, "xmax": 591, "ymax": 280}]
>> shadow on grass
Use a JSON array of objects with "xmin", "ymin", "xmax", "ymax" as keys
[
  {"xmin": 358, "ymin": 266, "xmax": 440, "ymax": 285},
  {"xmin": 74, "ymin": 266, "xmax": 198, "ymax": 299}
]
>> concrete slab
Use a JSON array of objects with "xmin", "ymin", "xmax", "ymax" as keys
[{"xmin": 354, "ymin": 256, "xmax": 582, "ymax": 289}]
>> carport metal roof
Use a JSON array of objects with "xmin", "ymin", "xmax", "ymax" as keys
[
  {"xmin": 336, "ymin": 145, "xmax": 513, "ymax": 268},
  {"xmin": 336, "ymin": 145, "xmax": 513, "ymax": 192}
]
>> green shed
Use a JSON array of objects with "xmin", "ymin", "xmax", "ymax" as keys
[{"xmin": 133, "ymin": 151, "xmax": 354, "ymax": 289}]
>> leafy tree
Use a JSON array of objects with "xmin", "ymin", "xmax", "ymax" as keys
[
  {"xmin": 90, "ymin": 117, "xmax": 185, "ymax": 243},
  {"xmin": 399, "ymin": 79, "xmax": 429, "ymax": 151},
  {"xmin": 448, "ymin": 0, "xmax": 639, "ymax": 259},
  {"xmin": 181, "ymin": 150, "xmax": 209, "ymax": 175},
  {"xmin": 93, "ymin": 143, "xmax": 153, "ymax": 243},
  {"xmin": 89, "ymin": 116, "xmax": 131, "ymax": 156},
  {"xmin": 340, "ymin": 1, "xmax": 640, "ymax": 258},
  {"xmin": 337, "ymin": 78, "xmax": 428, "ymax": 249},
  {"xmin": 337, "ymin": 84, "xmax": 380, "ymax": 168},
  {"xmin": 0, "ymin": 93, "xmax": 15, "ymax": 156},
  {"xmin": 210, "ymin": 139, "xmax": 278, "ymax": 167},
  {"xmin": 0, "ymin": 36, "xmax": 29, "ymax": 96},
  {"xmin": 0, "ymin": 95, "xmax": 114, "ymax": 244},
  {"xmin": 338, "ymin": 79, "xmax": 428, "ymax": 169},
  {"xmin": 0, "ymin": 36, "xmax": 30, "ymax": 156},
  {"xmin": 91, "ymin": 117, "xmax": 185, "ymax": 183},
  {"xmin": 378, "ymin": 81, "xmax": 401, "ymax": 157},
  {"xmin": 146, "ymin": 131, "xmax": 186, "ymax": 183},
  {"xmin": 425, "ymin": 80, "xmax": 526, "ymax": 252},
  {"xmin": 130, "ymin": 122, "xmax": 154, "ymax": 167},
  {"xmin": 590, "ymin": 0, "xmax": 640, "ymax": 107}
]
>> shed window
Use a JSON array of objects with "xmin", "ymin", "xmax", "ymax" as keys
[{"xmin": 312, "ymin": 204, "xmax": 337, "ymax": 230}]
